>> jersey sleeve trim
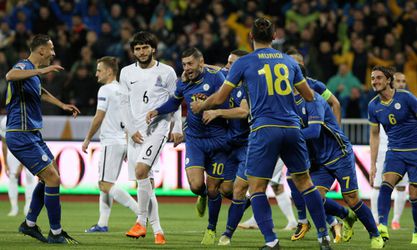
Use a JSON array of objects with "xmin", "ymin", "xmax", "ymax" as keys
[
  {"xmin": 294, "ymin": 78, "xmax": 307, "ymax": 86},
  {"xmin": 224, "ymin": 80, "xmax": 237, "ymax": 88},
  {"xmin": 308, "ymin": 121, "xmax": 324, "ymax": 125},
  {"xmin": 368, "ymin": 121, "xmax": 379, "ymax": 126}
]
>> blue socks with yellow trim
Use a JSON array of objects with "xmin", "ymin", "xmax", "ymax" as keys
[
  {"xmin": 323, "ymin": 198, "xmax": 348, "ymax": 219},
  {"xmin": 45, "ymin": 186, "xmax": 61, "ymax": 230},
  {"xmin": 301, "ymin": 186, "xmax": 328, "ymax": 238},
  {"xmin": 378, "ymin": 181, "xmax": 394, "ymax": 225},
  {"xmin": 26, "ymin": 181, "xmax": 45, "ymax": 223},
  {"xmin": 207, "ymin": 193, "xmax": 222, "ymax": 231},
  {"xmin": 411, "ymin": 199, "xmax": 417, "ymax": 233},
  {"xmin": 224, "ymin": 199, "xmax": 247, "ymax": 238},
  {"xmin": 287, "ymin": 179, "xmax": 307, "ymax": 221},
  {"xmin": 251, "ymin": 192, "xmax": 277, "ymax": 243},
  {"xmin": 351, "ymin": 200, "xmax": 379, "ymax": 237}
]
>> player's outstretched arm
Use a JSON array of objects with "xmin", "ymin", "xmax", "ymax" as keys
[
  {"xmin": 41, "ymin": 87, "xmax": 80, "ymax": 118},
  {"xmin": 202, "ymin": 99, "xmax": 249, "ymax": 124},
  {"xmin": 295, "ymin": 81, "xmax": 314, "ymax": 102},
  {"xmin": 82, "ymin": 110, "xmax": 105, "ymax": 153},
  {"xmin": 369, "ymin": 124, "xmax": 380, "ymax": 187},
  {"xmin": 327, "ymin": 94, "xmax": 342, "ymax": 125},
  {"xmin": 191, "ymin": 83, "xmax": 234, "ymax": 114},
  {"xmin": 6, "ymin": 65, "xmax": 64, "ymax": 81}
]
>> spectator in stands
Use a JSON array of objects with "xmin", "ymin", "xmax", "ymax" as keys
[
  {"xmin": 327, "ymin": 63, "xmax": 363, "ymax": 101},
  {"xmin": 32, "ymin": 6, "xmax": 56, "ymax": 35}
]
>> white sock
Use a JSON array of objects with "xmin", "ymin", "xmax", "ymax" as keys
[
  {"xmin": 275, "ymin": 192, "xmax": 297, "ymax": 226},
  {"xmin": 148, "ymin": 191, "xmax": 163, "ymax": 234},
  {"xmin": 24, "ymin": 174, "xmax": 36, "ymax": 215},
  {"xmin": 26, "ymin": 219, "xmax": 36, "ymax": 227},
  {"xmin": 8, "ymin": 175, "xmax": 18, "ymax": 212},
  {"xmin": 137, "ymin": 178, "xmax": 153, "ymax": 226},
  {"xmin": 393, "ymin": 190, "xmax": 407, "ymax": 222},
  {"xmin": 329, "ymin": 218, "xmax": 338, "ymax": 227},
  {"xmin": 318, "ymin": 235, "xmax": 331, "ymax": 243},
  {"xmin": 98, "ymin": 191, "xmax": 113, "ymax": 227},
  {"xmin": 109, "ymin": 186, "xmax": 139, "ymax": 215},
  {"xmin": 298, "ymin": 218, "xmax": 308, "ymax": 224},
  {"xmin": 51, "ymin": 228, "xmax": 62, "ymax": 235},
  {"xmin": 370, "ymin": 188, "xmax": 379, "ymax": 223},
  {"xmin": 266, "ymin": 239, "xmax": 279, "ymax": 247}
]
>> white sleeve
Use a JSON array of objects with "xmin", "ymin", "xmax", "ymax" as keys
[
  {"xmin": 167, "ymin": 68, "xmax": 182, "ymax": 134},
  {"xmin": 96, "ymin": 87, "xmax": 109, "ymax": 112},
  {"xmin": 0, "ymin": 117, "xmax": 6, "ymax": 138},
  {"xmin": 118, "ymin": 70, "xmax": 136, "ymax": 137}
]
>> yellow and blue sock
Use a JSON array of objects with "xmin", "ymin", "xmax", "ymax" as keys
[
  {"xmin": 26, "ymin": 182, "xmax": 45, "ymax": 223},
  {"xmin": 251, "ymin": 192, "xmax": 277, "ymax": 243},
  {"xmin": 207, "ymin": 193, "xmax": 222, "ymax": 231},
  {"xmin": 224, "ymin": 199, "xmax": 246, "ymax": 238},
  {"xmin": 351, "ymin": 200, "xmax": 379, "ymax": 237},
  {"xmin": 302, "ymin": 186, "xmax": 328, "ymax": 238},
  {"xmin": 287, "ymin": 179, "xmax": 307, "ymax": 220},
  {"xmin": 411, "ymin": 199, "xmax": 417, "ymax": 233},
  {"xmin": 44, "ymin": 186, "xmax": 61, "ymax": 231},
  {"xmin": 323, "ymin": 198, "xmax": 348, "ymax": 219},
  {"xmin": 378, "ymin": 181, "xmax": 394, "ymax": 226}
]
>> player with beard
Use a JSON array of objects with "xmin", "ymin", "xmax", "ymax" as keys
[{"xmin": 119, "ymin": 31, "xmax": 183, "ymax": 244}]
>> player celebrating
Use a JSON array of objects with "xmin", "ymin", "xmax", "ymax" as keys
[
  {"xmin": 0, "ymin": 116, "xmax": 36, "ymax": 217},
  {"xmin": 5, "ymin": 34, "xmax": 80, "ymax": 244},
  {"xmin": 370, "ymin": 72, "xmax": 409, "ymax": 229},
  {"xmin": 82, "ymin": 56, "xmax": 144, "ymax": 233},
  {"xmin": 191, "ymin": 17, "xmax": 331, "ymax": 250},
  {"xmin": 368, "ymin": 66, "xmax": 417, "ymax": 245},
  {"xmin": 147, "ymin": 47, "xmax": 229, "ymax": 245},
  {"xmin": 119, "ymin": 31, "xmax": 182, "ymax": 244}
]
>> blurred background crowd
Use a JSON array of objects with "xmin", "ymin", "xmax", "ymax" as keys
[{"xmin": 0, "ymin": 0, "xmax": 416, "ymax": 117}]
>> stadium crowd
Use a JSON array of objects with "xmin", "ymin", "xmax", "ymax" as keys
[{"xmin": 0, "ymin": 0, "xmax": 416, "ymax": 116}]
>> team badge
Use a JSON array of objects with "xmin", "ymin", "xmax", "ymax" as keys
[
  {"xmin": 237, "ymin": 90, "xmax": 242, "ymax": 98},
  {"xmin": 42, "ymin": 154, "xmax": 49, "ymax": 162},
  {"xmin": 203, "ymin": 84, "xmax": 210, "ymax": 91},
  {"xmin": 302, "ymin": 107, "xmax": 306, "ymax": 115},
  {"xmin": 185, "ymin": 158, "xmax": 190, "ymax": 164},
  {"xmin": 394, "ymin": 103, "xmax": 401, "ymax": 110},
  {"xmin": 155, "ymin": 75, "xmax": 163, "ymax": 87}
]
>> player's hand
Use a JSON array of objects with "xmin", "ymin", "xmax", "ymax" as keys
[
  {"xmin": 202, "ymin": 110, "xmax": 219, "ymax": 124},
  {"xmin": 131, "ymin": 131, "xmax": 143, "ymax": 144},
  {"xmin": 190, "ymin": 100, "xmax": 204, "ymax": 114},
  {"xmin": 39, "ymin": 65, "xmax": 64, "ymax": 75},
  {"xmin": 194, "ymin": 93, "xmax": 208, "ymax": 101},
  {"xmin": 62, "ymin": 104, "xmax": 81, "ymax": 118},
  {"xmin": 82, "ymin": 139, "xmax": 90, "ymax": 153},
  {"xmin": 146, "ymin": 110, "xmax": 158, "ymax": 124},
  {"xmin": 169, "ymin": 132, "xmax": 183, "ymax": 147},
  {"xmin": 181, "ymin": 71, "xmax": 189, "ymax": 82},
  {"xmin": 370, "ymin": 164, "xmax": 376, "ymax": 187}
]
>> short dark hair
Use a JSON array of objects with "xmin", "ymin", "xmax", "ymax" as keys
[
  {"xmin": 252, "ymin": 17, "xmax": 274, "ymax": 43},
  {"xmin": 130, "ymin": 31, "xmax": 158, "ymax": 51},
  {"xmin": 285, "ymin": 48, "xmax": 302, "ymax": 57},
  {"xmin": 230, "ymin": 49, "xmax": 249, "ymax": 57},
  {"xmin": 181, "ymin": 47, "xmax": 203, "ymax": 59},
  {"xmin": 29, "ymin": 34, "xmax": 51, "ymax": 52},
  {"xmin": 372, "ymin": 65, "xmax": 395, "ymax": 88},
  {"xmin": 97, "ymin": 56, "xmax": 119, "ymax": 75}
]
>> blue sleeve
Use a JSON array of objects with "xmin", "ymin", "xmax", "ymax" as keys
[
  {"xmin": 225, "ymin": 58, "xmax": 244, "ymax": 88},
  {"xmin": 301, "ymin": 124, "xmax": 321, "ymax": 139},
  {"xmin": 156, "ymin": 97, "xmax": 182, "ymax": 115},
  {"xmin": 309, "ymin": 78, "xmax": 327, "ymax": 95},
  {"xmin": 290, "ymin": 58, "xmax": 306, "ymax": 87},
  {"xmin": 367, "ymin": 101, "xmax": 379, "ymax": 126},
  {"xmin": 173, "ymin": 80, "xmax": 184, "ymax": 99},
  {"xmin": 301, "ymin": 97, "xmax": 324, "ymax": 139}
]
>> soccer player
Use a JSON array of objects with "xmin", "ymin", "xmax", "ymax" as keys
[
  {"xmin": 119, "ymin": 31, "xmax": 182, "ymax": 244},
  {"xmin": 370, "ymin": 72, "xmax": 409, "ymax": 229},
  {"xmin": 82, "ymin": 56, "xmax": 144, "ymax": 233},
  {"xmin": 368, "ymin": 66, "xmax": 417, "ymax": 244},
  {"xmin": 191, "ymin": 17, "xmax": 331, "ymax": 249},
  {"xmin": 147, "ymin": 47, "xmax": 229, "ymax": 245},
  {"xmin": 5, "ymin": 34, "xmax": 80, "ymax": 244},
  {"xmin": 0, "ymin": 116, "xmax": 36, "ymax": 217},
  {"xmin": 294, "ymin": 89, "xmax": 384, "ymax": 248}
]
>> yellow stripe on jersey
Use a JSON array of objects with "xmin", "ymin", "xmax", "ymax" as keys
[
  {"xmin": 173, "ymin": 94, "xmax": 183, "ymax": 100},
  {"xmin": 5, "ymin": 82, "xmax": 12, "ymax": 105},
  {"xmin": 206, "ymin": 68, "xmax": 219, "ymax": 74},
  {"xmin": 294, "ymin": 78, "xmax": 307, "ymax": 86},
  {"xmin": 391, "ymin": 148, "xmax": 417, "ymax": 152},
  {"xmin": 380, "ymin": 98, "xmax": 393, "ymax": 106},
  {"xmin": 6, "ymin": 129, "xmax": 41, "ymax": 132},
  {"xmin": 224, "ymin": 80, "xmax": 237, "ymax": 88},
  {"xmin": 368, "ymin": 121, "xmax": 379, "ymax": 126},
  {"xmin": 250, "ymin": 124, "xmax": 299, "ymax": 132},
  {"xmin": 308, "ymin": 121, "xmax": 324, "ymax": 125}
]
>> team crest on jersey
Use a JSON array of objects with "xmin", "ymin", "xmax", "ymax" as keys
[
  {"xmin": 302, "ymin": 107, "xmax": 306, "ymax": 115},
  {"xmin": 42, "ymin": 154, "xmax": 48, "ymax": 162},
  {"xmin": 185, "ymin": 158, "xmax": 190, "ymax": 165},
  {"xmin": 237, "ymin": 90, "xmax": 242, "ymax": 98},
  {"xmin": 203, "ymin": 84, "xmax": 210, "ymax": 91},
  {"xmin": 155, "ymin": 75, "xmax": 163, "ymax": 87},
  {"xmin": 394, "ymin": 103, "xmax": 401, "ymax": 110},
  {"xmin": 15, "ymin": 63, "xmax": 26, "ymax": 70}
]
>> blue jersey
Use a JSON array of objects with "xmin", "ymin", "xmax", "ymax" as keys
[
  {"xmin": 297, "ymin": 92, "xmax": 351, "ymax": 166},
  {"xmin": 174, "ymin": 67, "xmax": 228, "ymax": 138},
  {"xmin": 6, "ymin": 59, "xmax": 43, "ymax": 131},
  {"xmin": 228, "ymin": 86, "xmax": 249, "ymax": 145},
  {"xmin": 368, "ymin": 89, "xmax": 417, "ymax": 150},
  {"xmin": 307, "ymin": 77, "xmax": 333, "ymax": 101},
  {"xmin": 225, "ymin": 48, "xmax": 306, "ymax": 131}
]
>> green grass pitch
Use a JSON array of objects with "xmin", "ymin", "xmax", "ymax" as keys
[{"xmin": 0, "ymin": 199, "xmax": 414, "ymax": 249}]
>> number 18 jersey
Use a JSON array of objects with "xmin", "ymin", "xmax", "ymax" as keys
[{"xmin": 225, "ymin": 48, "xmax": 306, "ymax": 131}]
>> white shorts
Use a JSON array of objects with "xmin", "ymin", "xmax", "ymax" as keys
[
  {"xmin": 374, "ymin": 150, "xmax": 408, "ymax": 188},
  {"xmin": 98, "ymin": 144, "xmax": 127, "ymax": 183},
  {"xmin": 270, "ymin": 158, "xmax": 285, "ymax": 185},
  {"xmin": 127, "ymin": 132, "xmax": 167, "ymax": 181},
  {"xmin": 7, "ymin": 150, "xmax": 22, "ymax": 175}
]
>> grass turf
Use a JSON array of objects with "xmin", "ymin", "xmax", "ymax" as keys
[{"xmin": 0, "ymin": 199, "xmax": 414, "ymax": 249}]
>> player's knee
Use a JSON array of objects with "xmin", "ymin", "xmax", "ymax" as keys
[
  {"xmin": 220, "ymin": 182, "xmax": 233, "ymax": 198},
  {"xmin": 409, "ymin": 184, "xmax": 417, "ymax": 199},
  {"xmin": 233, "ymin": 185, "xmax": 247, "ymax": 200},
  {"xmin": 343, "ymin": 191, "xmax": 359, "ymax": 207},
  {"xmin": 207, "ymin": 186, "xmax": 219, "ymax": 199},
  {"xmin": 317, "ymin": 187, "xmax": 327, "ymax": 198},
  {"xmin": 271, "ymin": 184, "xmax": 284, "ymax": 195},
  {"xmin": 291, "ymin": 173, "xmax": 313, "ymax": 192},
  {"xmin": 189, "ymin": 183, "xmax": 204, "ymax": 195},
  {"xmin": 135, "ymin": 164, "xmax": 149, "ymax": 180},
  {"xmin": 98, "ymin": 182, "xmax": 112, "ymax": 193}
]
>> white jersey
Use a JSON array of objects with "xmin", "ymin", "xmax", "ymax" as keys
[
  {"xmin": 0, "ymin": 116, "xmax": 6, "ymax": 138},
  {"xmin": 96, "ymin": 81, "xmax": 126, "ymax": 146},
  {"xmin": 119, "ymin": 61, "xmax": 180, "ymax": 136}
]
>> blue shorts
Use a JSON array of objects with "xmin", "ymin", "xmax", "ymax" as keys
[
  {"xmin": 6, "ymin": 131, "xmax": 54, "ymax": 176},
  {"xmin": 226, "ymin": 144, "xmax": 247, "ymax": 182},
  {"xmin": 310, "ymin": 152, "xmax": 358, "ymax": 194},
  {"xmin": 246, "ymin": 127, "xmax": 310, "ymax": 179},
  {"xmin": 185, "ymin": 135, "xmax": 229, "ymax": 179},
  {"xmin": 384, "ymin": 150, "xmax": 417, "ymax": 184}
]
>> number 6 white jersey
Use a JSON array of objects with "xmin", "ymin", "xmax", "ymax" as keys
[{"xmin": 119, "ymin": 61, "xmax": 178, "ymax": 136}]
